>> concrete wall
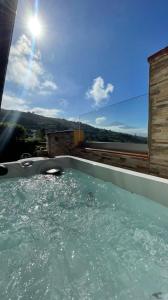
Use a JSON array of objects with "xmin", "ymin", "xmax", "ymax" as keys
[{"xmin": 148, "ymin": 47, "xmax": 168, "ymax": 177}]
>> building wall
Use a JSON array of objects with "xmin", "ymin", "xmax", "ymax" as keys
[
  {"xmin": 47, "ymin": 130, "xmax": 84, "ymax": 157},
  {"xmin": 47, "ymin": 131, "xmax": 74, "ymax": 157},
  {"xmin": 148, "ymin": 47, "xmax": 168, "ymax": 177}
]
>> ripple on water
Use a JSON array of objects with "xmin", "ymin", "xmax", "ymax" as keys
[{"xmin": 0, "ymin": 169, "xmax": 168, "ymax": 299}]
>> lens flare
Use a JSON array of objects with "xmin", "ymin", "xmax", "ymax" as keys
[{"xmin": 27, "ymin": 16, "xmax": 42, "ymax": 38}]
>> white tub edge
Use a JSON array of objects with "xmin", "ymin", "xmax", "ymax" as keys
[{"xmin": 1, "ymin": 155, "xmax": 168, "ymax": 208}]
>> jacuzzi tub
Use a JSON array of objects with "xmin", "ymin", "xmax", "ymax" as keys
[
  {"xmin": 1, "ymin": 155, "xmax": 168, "ymax": 207},
  {"xmin": 1, "ymin": 156, "xmax": 168, "ymax": 299}
]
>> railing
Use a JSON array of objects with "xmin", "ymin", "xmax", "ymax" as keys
[{"xmin": 78, "ymin": 94, "xmax": 148, "ymax": 152}]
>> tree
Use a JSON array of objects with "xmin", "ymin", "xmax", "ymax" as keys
[
  {"xmin": 0, "ymin": 122, "xmax": 26, "ymax": 142},
  {"xmin": 0, "ymin": 123, "xmax": 27, "ymax": 162},
  {"xmin": 35, "ymin": 128, "xmax": 46, "ymax": 141}
]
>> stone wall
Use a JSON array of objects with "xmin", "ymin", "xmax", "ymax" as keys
[
  {"xmin": 47, "ymin": 130, "xmax": 149, "ymax": 174},
  {"xmin": 148, "ymin": 47, "xmax": 168, "ymax": 177},
  {"xmin": 47, "ymin": 131, "xmax": 75, "ymax": 157},
  {"xmin": 47, "ymin": 130, "xmax": 84, "ymax": 157},
  {"xmin": 72, "ymin": 148, "xmax": 149, "ymax": 174}
]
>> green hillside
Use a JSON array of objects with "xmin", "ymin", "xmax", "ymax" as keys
[{"xmin": 0, "ymin": 109, "xmax": 147, "ymax": 143}]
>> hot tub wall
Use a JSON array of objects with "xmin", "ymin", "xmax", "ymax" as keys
[{"xmin": 1, "ymin": 156, "xmax": 168, "ymax": 208}]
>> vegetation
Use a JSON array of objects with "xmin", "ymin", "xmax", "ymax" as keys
[
  {"xmin": 35, "ymin": 128, "xmax": 46, "ymax": 141},
  {"xmin": 0, "ymin": 109, "xmax": 147, "ymax": 162},
  {"xmin": 0, "ymin": 122, "xmax": 26, "ymax": 140},
  {"xmin": 0, "ymin": 122, "xmax": 40, "ymax": 162},
  {"xmin": 0, "ymin": 109, "xmax": 147, "ymax": 143},
  {"xmin": 80, "ymin": 123, "xmax": 147, "ymax": 143}
]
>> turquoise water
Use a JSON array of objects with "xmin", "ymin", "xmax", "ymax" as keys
[{"xmin": 0, "ymin": 169, "xmax": 168, "ymax": 300}]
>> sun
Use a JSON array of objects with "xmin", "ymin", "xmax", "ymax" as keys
[{"xmin": 27, "ymin": 16, "xmax": 42, "ymax": 38}]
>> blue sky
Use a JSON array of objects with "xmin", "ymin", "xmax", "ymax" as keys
[{"xmin": 2, "ymin": 0, "xmax": 168, "ymax": 135}]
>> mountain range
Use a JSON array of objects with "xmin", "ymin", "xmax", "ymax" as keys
[{"xmin": 0, "ymin": 109, "xmax": 147, "ymax": 143}]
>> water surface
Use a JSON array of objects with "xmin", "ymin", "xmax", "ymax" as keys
[{"xmin": 0, "ymin": 169, "xmax": 168, "ymax": 300}]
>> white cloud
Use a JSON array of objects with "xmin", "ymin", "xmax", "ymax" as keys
[
  {"xmin": 6, "ymin": 35, "xmax": 57, "ymax": 94},
  {"xmin": 10, "ymin": 35, "xmax": 40, "ymax": 59},
  {"xmin": 41, "ymin": 80, "xmax": 58, "ymax": 90},
  {"xmin": 2, "ymin": 93, "xmax": 62, "ymax": 118},
  {"xmin": 2, "ymin": 93, "xmax": 29, "ymax": 112},
  {"xmin": 95, "ymin": 116, "xmax": 107, "ymax": 125},
  {"xmin": 39, "ymin": 80, "xmax": 58, "ymax": 95},
  {"xmin": 80, "ymin": 118, "xmax": 147, "ymax": 136},
  {"xmin": 106, "ymin": 125, "xmax": 147, "ymax": 136},
  {"xmin": 96, "ymin": 121, "xmax": 147, "ymax": 137},
  {"xmin": 68, "ymin": 117, "xmax": 78, "ymax": 122},
  {"xmin": 87, "ymin": 76, "xmax": 114, "ymax": 105},
  {"xmin": 31, "ymin": 107, "xmax": 61, "ymax": 118}
]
